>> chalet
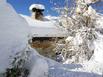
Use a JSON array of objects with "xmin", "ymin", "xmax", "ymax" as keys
[{"xmin": 22, "ymin": 4, "xmax": 68, "ymax": 49}]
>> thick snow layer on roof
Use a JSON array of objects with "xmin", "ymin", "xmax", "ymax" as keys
[
  {"xmin": 29, "ymin": 4, "xmax": 45, "ymax": 11},
  {"xmin": 21, "ymin": 15, "xmax": 68, "ymax": 37},
  {"xmin": 0, "ymin": 0, "xmax": 29, "ymax": 73}
]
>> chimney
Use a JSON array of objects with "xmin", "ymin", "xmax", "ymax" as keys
[{"xmin": 29, "ymin": 4, "xmax": 45, "ymax": 20}]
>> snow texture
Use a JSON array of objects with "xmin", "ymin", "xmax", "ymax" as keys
[
  {"xmin": 0, "ymin": 0, "xmax": 103, "ymax": 77},
  {"xmin": 21, "ymin": 15, "xmax": 68, "ymax": 37},
  {"xmin": 0, "ymin": 0, "xmax": 29, "ymax": 73},
  {"xmin": 24, "ymin": 48, "xmax": 49, "ymax": 77}
]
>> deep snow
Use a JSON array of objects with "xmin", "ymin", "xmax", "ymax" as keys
[
  {"xmin": 0, "ymin": 0, "xmax": 103, "ymax": 77},
  {"xmin": 0, "ymin": 0, "xmax": 29, "ymax": 73}
]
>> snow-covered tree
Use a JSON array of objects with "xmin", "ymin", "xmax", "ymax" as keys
[
  {"xmin": 54, "ymin": 0, "xmax": 100, "ymax": 63},
  {"xmin": 49, "ymin": 0, "xmax": 76, "ymax": 28}
]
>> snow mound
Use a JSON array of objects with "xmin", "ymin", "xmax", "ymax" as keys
[
  {"xmin": 21, "ymin": 15, "xmax": 68, "ymax": 37},
  {"xmin": 0, "ymin": 0, "xmax": 29, "ymax": 73},
  {"xmin": 29, "ymin": 4, "xmax": 45, "ymax": 11},
  {"xmin": 28, "ymin": 56, "xmax": 48, "ymax": 77}
]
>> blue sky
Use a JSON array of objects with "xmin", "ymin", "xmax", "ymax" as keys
[
  {"xmin": 7, "ymin": 0, "xmax": 65, "ymax": 16},
  {"xmin": 7, "ymin": 0, "xmax": 103, "ymax": 16},
  {"xmin": 91, "ymin": 1, "xmax": 103, "ymax": 14}
]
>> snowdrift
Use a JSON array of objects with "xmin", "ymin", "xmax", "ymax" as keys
[{"xmin": 0, "ymin": 0, "xmax": 29, "ymax": 73}]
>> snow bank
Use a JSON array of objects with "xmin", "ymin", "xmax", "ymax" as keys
[
  {"xmin": 0, "ymin": 0, "xmax": 29, "ymax": 73},
  {"xmin": 48, "ymin": 59, "xmax": 103, "ymax": 77},
  {"xmin": 21, "ymin": 15, "xmax": 68, "ymax": 37},
  {"xmin": 28, "ymin": 55, "xmax": 48, "ymax": 77}
]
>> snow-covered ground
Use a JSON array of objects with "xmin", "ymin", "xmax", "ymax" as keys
[{"xmin": 0, "ymin": 0, "xmax": 103, "ymax": 77}]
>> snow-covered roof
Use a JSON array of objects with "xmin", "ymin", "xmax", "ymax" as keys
[
  {"xmin": 21, "ymin": 15, "xmax": 68, "ymax": 37},
  {"xmin": 29, "ymin": 4, "xmax": 45, "ymax": 11}
]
